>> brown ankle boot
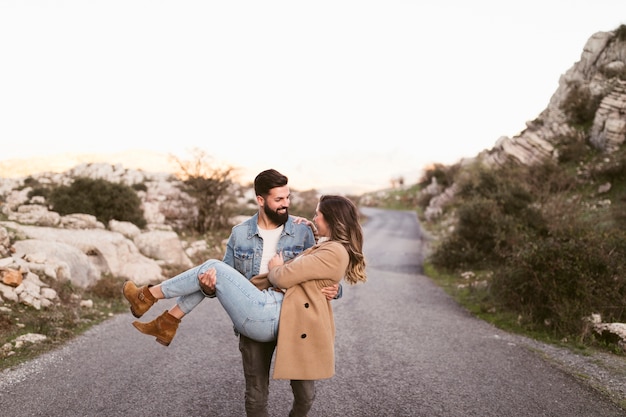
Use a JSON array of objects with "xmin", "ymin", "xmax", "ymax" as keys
[
  {"xmin": 132, "ymin": 310, "xmax": 181, "ymax": 346},
  {"xmin": 123, "ymin": 281, "xmax": 157, "ymax": 318}
]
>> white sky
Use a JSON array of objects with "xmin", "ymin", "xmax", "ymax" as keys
[{"xmin": 1, "ymin": 1, "xmax": 625, "ymax": 194}]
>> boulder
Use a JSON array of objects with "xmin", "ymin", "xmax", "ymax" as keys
[
  {"xmin": 134, "ymin": 230, "xmax": 194, "ymax": 268},
  {"xmin": 12, "ymin": 239, "xmax": 98, "ymax": 288},
  {"xmin": 3, "ymin": 222, "xmax": 164, "ymax": 286}
]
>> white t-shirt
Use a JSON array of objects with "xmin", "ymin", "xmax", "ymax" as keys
[{"xmin": 258, "ymin": 225, "xmax": 284, "ymax": 274}]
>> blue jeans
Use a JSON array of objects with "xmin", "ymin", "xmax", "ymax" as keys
[{"xmin": 160, "ymin": 259, "xmax": 283, "ymax": 342}]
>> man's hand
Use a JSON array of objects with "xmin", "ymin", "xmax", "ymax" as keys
[
  {"xmin": 321, "ymin": 283, "xmax": 340, "ymax": 300},
  {"xmin": 198, "ymin": 268, "xmax": 217, "ymax": 296}
]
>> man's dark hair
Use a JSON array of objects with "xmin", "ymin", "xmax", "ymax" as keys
[{"xmin": 254, "ymin": 169, "xmax": 288, "ymax": 197}]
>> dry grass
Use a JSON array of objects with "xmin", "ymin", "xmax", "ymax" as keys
[{"xmin": 0, "ymin": 274, "xmax": 128, "ymax": 371}]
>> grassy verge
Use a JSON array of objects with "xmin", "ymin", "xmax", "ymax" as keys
[
  {"xmin": 0, "ymin": 274, "xmax": 128, "ymax": 372},
  {"xmin": 422, "ymin": 262, "xmax": 620, "ymax": 356}
]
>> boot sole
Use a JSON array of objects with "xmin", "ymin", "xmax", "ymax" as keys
[
  {"xmin": 131, "ymin": 319, "xmax": 173, "ymax": 347},
  {"xmin": 156, "ymin": 338, "xmax": 171, "ymax": 347},
  {"xmin": 130, "ymin": 307, "xmax": 142, "ymax": 319}
]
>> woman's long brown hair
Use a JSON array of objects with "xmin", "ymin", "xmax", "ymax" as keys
[{"xmin": 318, "ymin": 195, "xmax": 367, "ymax": 285}]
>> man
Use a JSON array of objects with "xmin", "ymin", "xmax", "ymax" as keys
[{"xmin": 202, "ymin": 168, "xmax": 341, "ymax": 417}]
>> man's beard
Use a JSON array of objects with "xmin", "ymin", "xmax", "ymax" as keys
[{"xmin": 264, "ymin": 203, "xmax": 289, "ymax": 225}]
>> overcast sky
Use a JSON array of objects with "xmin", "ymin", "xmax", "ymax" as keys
[{"xmin": 1, "ymin": 1, "xmax": 624, "ymax": 193}]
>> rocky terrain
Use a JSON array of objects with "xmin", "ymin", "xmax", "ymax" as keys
[{"xmin": 0, "ymin": 162, "xmax": 244, "ymax": 309}]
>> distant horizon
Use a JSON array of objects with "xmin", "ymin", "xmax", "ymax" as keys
[{"xmin": 0, "ymin": 149, "xmax": 409, "ymax": 195}]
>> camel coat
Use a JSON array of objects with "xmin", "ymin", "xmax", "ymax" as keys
[{"xmin": 265, "ymin": 241, "xmax": 349, "ymax": 380}]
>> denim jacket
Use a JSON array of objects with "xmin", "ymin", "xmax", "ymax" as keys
[
  {"xmin": 223, "ymin": 213, "xmax": 314, "ymax": 278},
  {"xmin": 222, "ymin": 213, "xmax": 342, "ymax": 298}
]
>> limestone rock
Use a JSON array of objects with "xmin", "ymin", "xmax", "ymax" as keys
[
  {"xmin": 134, "ymin": 230, "xmax": 194, "ymax": 268},
  {"xmin": 12, "ymin": 239, "xmax": 98, "ymax": 288},
  {"xmin": 589, "ymin": 79, "xmax": 626, "ymax": 152},
  {"xmin": 108, "ymin": 219, "xmax": 141, "ymax": 239},
  {"xmin": 7, "ymin": 223, "xmax": 164, "ymax": 287}
]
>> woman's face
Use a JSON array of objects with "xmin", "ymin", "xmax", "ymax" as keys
[{"xmin": 313, "ymin": 203, "xmax": 329, "ymax": 237}]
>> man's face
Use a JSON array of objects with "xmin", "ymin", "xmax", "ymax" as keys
[{"xmin": 262, "ymin": 185, "xmax": 290, "ymax": 225}]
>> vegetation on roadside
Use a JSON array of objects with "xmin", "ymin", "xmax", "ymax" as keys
[{"xmin": 363, "ymin": 137, "xmax": 626, "ymax": 355}]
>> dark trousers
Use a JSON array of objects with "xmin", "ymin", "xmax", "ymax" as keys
[{"xmin": 239, "ymin": 334, "xmax": 315, "ymax": 417}]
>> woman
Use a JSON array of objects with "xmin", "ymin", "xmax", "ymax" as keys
[{"xmin": 123, "ymin": 195, "xmax": 366, "ymax": 379}]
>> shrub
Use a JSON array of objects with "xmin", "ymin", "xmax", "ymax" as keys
[
  {"xmin": 492, "ymin": 220, "xmax": 626, "ymax": 338},
  {"xmin": 27, "ymin": 186, "xmax": 51, "ymax": 200},
  {"xmin": 430, "ymin": 198, "xmax": 501, "ymax": 269},
  {"xmin": 612, "ymin": 193, "xmax": 626, "ymax": 228},
  {"xmin": 589, "ymin": 154, "xmax": 626, "ymax": 183},
  {"xmin": 86, "ymin": 273, "xmax": 127, "ymax": 301},
  {"xmin": 418, "ymin": 163, "xmax": 459, "ymax": 189},
  {"xmin": 426, "ymin": 139, "xmax": 626, "ymax": 346},
  {"xmin": 431, "ymin": 163, "xmax": 548, "ymax": 270},
  {"xmin": 560, "ymin": 80, "xmax": 602, "ymax": 131},
  {"xmin": 182, "ymin": 173, "xmax": 236, "ymax": 232},
  {"xmin": 616, "ymin": 24, "xmax": 626, "ymax": 42},
  {"xmin": 131, "ymin": 182, "xmax": 148, "ymax": 192},
  {"xmin": 48, "ymin": 177, "xmax": 147, "ymax": 228},
  {"xmin": 168, "ymin": 149, "xmax": 248, "ymax": 233},
  {"xmin": 556, "ymin": 135, "xmax": 593, "ymax": 164}
]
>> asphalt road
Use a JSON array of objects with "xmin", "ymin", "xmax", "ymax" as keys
[{"xmin": 1, "ymin": 207, "xmax": 624, "ymax": 416}]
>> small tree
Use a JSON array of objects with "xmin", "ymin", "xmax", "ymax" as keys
[{"xmin": 171, "ymin": 149, "xmax": 238, "ymax": 233}]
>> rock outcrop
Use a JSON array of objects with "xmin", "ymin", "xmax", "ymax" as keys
[
  {"xmin": 5, "ymin": 223, "xmax": 166, "ymax": 286},
  {"xmin": 589, "ymin": 78, "xmax": 626, "ymax": 152},
  {"xmin": 480, "ymin": 29, "xmax": 626, "ymax": 167},
  {"xmin": 424, "ymin": 27, "xmax": 626, "ymax": 219},
  {"xmin": 0, "ymin": 163, "xmax": 208, "ymax": 309}
]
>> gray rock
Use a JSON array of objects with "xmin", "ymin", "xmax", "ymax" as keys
[{"xmin": 12, "ymin": 239, "xmax": 98, "ymax": 288}]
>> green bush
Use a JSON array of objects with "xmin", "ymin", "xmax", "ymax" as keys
[
  {"xmin": 612, "ymin": 193, "xmax": 626, "ymax": 228},
  {"xmin": 492, "ymin": 221, "xmax": 626, "ymax": 337},
  {"xmin": 27, "ymin": 186, "xmax": 51, "ymax": 200},
  {"xmin": 555, "ymin": 135, "xmax": 593, "ymax": 164},
  {"xmin": 425, "ymin": 146, "xmax": 626, "ymax": 344},
  {"xmin": 430, "ymin": 163, "xmax": 547, "ymax": 270},
  {"xmin": 418, "ymin": 163, "xmax": 459, "ymax": 189},
  {"xmin": 49, "ymin": 177, "xmax": 147, "ymax": 228},
  {"xmin": 589, "ymin": 154, "xmax": 626, "ymax": 183},
  {"xmin": 615, "ymin": 24, "xmax": 626, "ymax": 42},
  {"xmin": 131, "ymin": 182, "xmax": 148, "ymax": 192},
  {"xmin": 561, "ymin": 80, "xmax": 602, "ymax": 131}
]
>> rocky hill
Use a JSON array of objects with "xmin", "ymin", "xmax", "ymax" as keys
[
  {"xmin": 482, "ymin": 28, "xmax": 625, "ymax": 166},
  {"xmin": 423, "ymin": 25, "xmax": 626, "ymax": 220},
  {"xmin": 416, "ymin": 25, "xmax": 626, "ymax": 352}
]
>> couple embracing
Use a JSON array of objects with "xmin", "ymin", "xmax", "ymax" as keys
[{"xmin": 123, "ymin": 168, "xmax": 367, "ymax": 416}]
